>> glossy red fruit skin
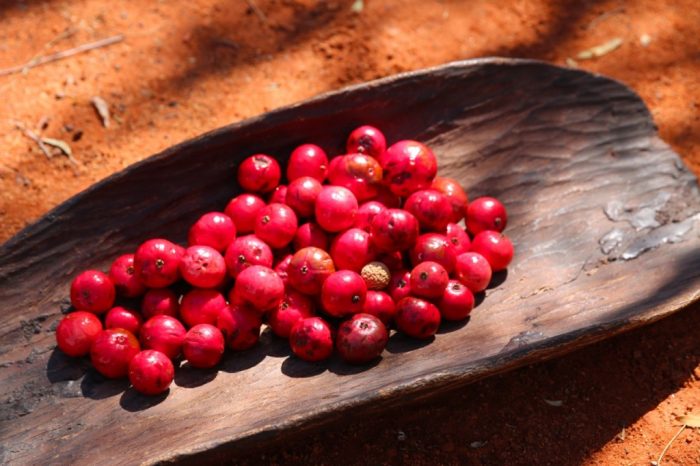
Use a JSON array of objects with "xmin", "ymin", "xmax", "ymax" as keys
[
  {"xmin": 404, "ymin": 189, "xmax": 453, "ymax": 232},
  {"xmin": 55, "ymin": 311, "xmax": 103, "ymax": 357},
  {"xmin": 285, "ymin": 176, "xmax": 323, "ymax": 218},
  {"xmin": 346, "ymin": 125, "xmax": 387, "ymax": 159},
  {"xmin": 370, "ymin": 208, "xmax": 420, "ymax": 253},
  {"xmin": 336, "ymin": 313, "xmax": 388, "ymax": 364},
  {"xmin": 70, "ymin": 270, "xmax": 115, "ymax": 313},
  {"xmin": 180, "ymin": 289, "xmax": 227, "ymax": 328},
  {"xmin": 315, "ymin": 186, "xmax": 359, "ymax": 233},
  {"xmin": 109, "ymin": 254, "xmax": 146, "ymax": 298},
  {"xmin": 377, "ymin": 251, "xmax": 406, "ymax": 272},
  {"xmin": 254, "ymin": 203, "xmax": 298, "ymax": 249},
  {"xmin": 395, "ymin": 297, "xmax": 441, "ymax": 339},
  {"xmin": 141, "ymin": 288, "xmax": 179, "ymax": 319},
  {"xmin": 327, "ymin": 153, "xmax": 383, "ymax": 202},
  {"xmin": 188, "ymin": 212, "xmax": 236, "ymax": 252},
  {"xmin": 446, "ymin": 223, "xmax": 471, "ymax": 256},
  {"xmin": 330, "ymin": 228, "xmax": 375, "ymax": 272},
  {"xmin": 432, "ymin": 177, "xmax": 469, "ymax": 224},
  {"xmin": 90, "ymin": 328, "xmax": 141, "ymax": 378},
  {"xmin": 287, "ymin": 144, "xmax": 329, "ymax": 182},
  {"xmin": 267, "ymin": 185, "xmax": 288, "ymax": 204},
  {"xmin": 454, "ymin": 252, "xmax": 492, "ymax": 293},
  {"xmin": 267, "ymin": 289, "xmax": 315, "ymax": 338},
  {"xmin": 287, "ymin": 247, "xmax": 336, "ymax": 295},
  {"xmin": 354, "ymin": 201, "xmax": 387, "ymax": 231},
  {"xmin": 370, "ymin": 185, "xmax": 401, "ymax": 208},
  {"xmin": 183, "ymin": 324, "xmax": 225, "ymax": 369},
  {"xmin": 321, "ymin": 270, "xmax": 367, "ymax": 317},
  {"xmin": 128, "ymin": 350, "xmax": 174, "ymax": 395},
  {"xmin": 410, "ymin": 233, "xmax": 457, "ymax": 273},
  {"xmin": 224, "ymin": 234, "xmax": 273, "ymax": 278},
  {"xmin": 133, "ymin": 239, "xmax": 184, "ymax": 289},
  {"xmin": 289, "ymin": 317, "xmax": 334, "ymax": 362},
  {"xmin": 237, "ymin": 154, "xmax": 281, "ymax": 193},
  {"xmin": 470, "ymin": 231, "xmax": 514, "ymax": 272},
  {"xmin": 140, "ymin": 315, "xmax": 187, "ymax": 359},
  {"xmin": 232, "ymin": 265, "xmax": 285, "ymax": 313},
  {"xmin": 104, "ymin": 307, "xmax": 143, "ymax": 336},
  {"xmin": 467, "ymin": 197, "xmax": 508, "ymax": 234},
  {"xmin": 216, "ymin": 304, "xmax": 262, "ymax": 350},
  {"xmin": 293, "ymin": 223, "xmax": 329, "ymax": 251},
  {"xmin": 363, "ymin": 291, "xmax": 397, "ymax": 326},
  {"xmin": 381, "ymin": 140, "xmax": 438, "ymax": 197},
  {"xmin": 388, "ymin": 270, "xmax": 411, "ymax": 302},
  {"xmin": 224, "ymin": 194, "xmax": 266, "ymax": 234},
  {"xmin": 179, "ymin": 245, "xmax": 227, "ymax": 289},
  {"xmin": 410, "ymin": 261, "xmax": 449, "ymax": 299},
  {"xmin": 438, "ymin": 280, "xmax": 475, "ymax": 321},
  {"xmin": 273, "ymin": 254, "xmax": 293, "ymax": 286}
]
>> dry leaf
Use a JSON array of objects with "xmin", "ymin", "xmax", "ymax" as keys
[
  {"xmin": 41, "ymin": 137, "xmax": 72, "ymax": 157},
  {"xmin": 577, "ymin": 38, "xmax": 623, "ymax": 60},
  {"xmin": 91, "ymin": 96, "xmax": 110, "ymax": 128},
  {"xmin": 678, "ymin": 414, "xmax": 700, "ymax": 428},
  {"xmin": 544, "ymin": 399, "xmax": 563, "ymax": 407}
]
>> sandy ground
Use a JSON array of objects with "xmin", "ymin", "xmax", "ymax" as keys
[{"xmin": 1, "ymin": 0, "xmax": 699, "ymax": 464}]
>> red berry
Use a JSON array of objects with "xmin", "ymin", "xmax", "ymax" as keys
[
  {"xmin": 273, "ymin": 253, "xmax": 293, "ymax": 286},
  {"xmin": 438, "ymin": 280, "xmax": 475, "ymax": 321},
  {"xmin": 336, "ymin": 313, "xmax": 388, "ymax": 364},
  {"xmin": 315, "ymin": 185, "xmax": 358, "ymax": 233},
  {"xmin": 285, "ymin": 176, "xmax": 322, "ymax": 218},
  {"xmin": 381, "ymin": 140, "xmax": 437, "ymax": 197},
  {"xmin": 289, "ymin": 317, "xmax": 333, "ymax": 362},
  {"xmin": 224, "ymin": 194, "xmax": 266, "ymax": 234},
  {"xmin": 183, "ymin": 324, "xmax": 225, "ymax": 369},
  {"xmin": 133, "ymin": 238, "xmax": 184, "ymax": 288},
  {"xmin": 293, "ymin": 222, "xmax": 329, "ymax": 251},
  {"xmin": 346, "ymin": 125, "xmax": 387, "ymax": 159},
  {"xmin": 363, "ymin": 291, "xmax": 397, "ymax": 326},
  {"xmin": 395, "ymin": 297, "xmax": 441, "ymax": 339},
  {"xmin": 254, "ymin": 203, "xmax": 298, "ymax": 249},
  {"xmin": 403, "ymin": 189, "xmax": 453, "ymax": 232},
  {"xmin": 267, "ymin": 184, "xmax": 288, "ymax": 204},
  {"xmin": 321, "ymin": 270, "xmax": 367, "ymax": 317},
  {"xmin": 237, "ymin": 154, "xmax": 281, "ymax": 193},
  {"xmin": 140, "ymin": 315, "xmax": 186, "ymax": 359},
  {"xmin": 141, "ymin": 288, "xmax": 179, "ymax": 319},
  {"xmin": 70, "ymin": 270, "xmax": 115, "ymax": 313},
  {"xmin": 109, "ymin": 254, "xmax": 146, "ymax": 298},
  {"xmin": 189, "ymin": 212, "xmax": 235, "ymax": 251},
  {"xmin": 377, "ymin": 251, "xmax": 406, "ymax": 272},
  {"xmin": 232, "ymin": 265, "xmax": 285, "ymax": 313},
  {"xmin": 287, "ymin": 247, "xmax": 336, "ymax": 295},
  {"xmin": 267, "ymin": 289, "xmax": 315, "ymax": 339},
  {"xmin": 454, "ymin": 252, "xmax": 492, "ymax": 293},
  {"xmin": 470, "ymin": 231, "xmax": 514, "ymax": 272},
  {"xmin": 287, "ymin": 144, "xmax": 329, "ymax": 182},
  {"xmin": 466, "ymin": 197, "xmax": 508, "ymax": 235},
  {"xmin": 369, "ymin": 185, "xmax": 401, "ymax": 208},
  {"xmin": 410, "ymin": 233, "xmax": 457, "ymax": 273},
  {"xmin": 410, "ymin": 261, "xmax": 449, "ymax": 299},
  {"xmin": 128, "ymin": 350, "xmax": 174, "ymax": 395},
  {"xmin": 354, "ymin": 201, "xmax": 387, "ymax": 231},
  {"xmin": 224, "ymin": 234, "xmax": 273, "ymax": 278},
  {"xmin": 179, "ymin": 245, "xmax": 227, "ymax": 288},
  {"xmin": 370, "ymin": 208, "xmax": 419, "ymax": 253},
  {"xmin": 90, "ymin": 328, "xmax": 141, "ymax": 378},
  {"xmin": 180, "ymin": 288, "xmax": 227, "ymax": 327},
  {"xmin": 55, "ymin": 311, "xmax": 103, "ymax": 357},
  {"xmin": 327, "ymin": 153, "xmax": 383, "ymax": 202},
  {"xmin": 388, "ymin": 269, "xmax": 412, "ymax": 302},
  {"xmin": 216, "ymin": 304, "xmax": 262, "ymax": 351},
  {"xmin": 330, "ymin": 228, "xmax": 375, "ymax": 272},
  {"xmin": 446, "ymin": 223, "xmax": 471, "ymax": 255},
  {"xmin": 431, "ymin": 177, "xmax": 469, "ymax": 224},
  {"xmin": 104, "ymin": 306, "xmax": 143, "ymax": 336}
]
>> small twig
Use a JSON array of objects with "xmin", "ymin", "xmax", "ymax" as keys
[
  {"xmin": 243, "ymin": 0, "xmax": 270, "ymax": 27},
  {"xmin": 655, "ymin": 424, "xmax": 686, "ymax": 465},
  {"xmin": 0, "ymin": 34, "xmax": 124, "ymax": 78},
  {"xmin": 13, "ymin": 121, "xmax": 52, "ymax": 159}
]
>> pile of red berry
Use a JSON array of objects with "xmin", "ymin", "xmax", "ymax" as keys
[{"xmin": 55, "ymin": 125, "xmax": 514, "ymax": 396}]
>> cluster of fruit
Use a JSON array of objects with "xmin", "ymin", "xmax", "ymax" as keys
[{"xmin": 55, "ymin": 125, "xmax": 513, "ymax": 396}]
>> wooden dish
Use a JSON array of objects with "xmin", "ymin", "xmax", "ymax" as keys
[{"xmin": 2, "ymin": 58, "xmax": 700, "ymax": 465}]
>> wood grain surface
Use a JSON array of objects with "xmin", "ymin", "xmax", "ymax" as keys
[{"xmin": 1, "ymin": 59, "xmax": 699, "ymax": 465}]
